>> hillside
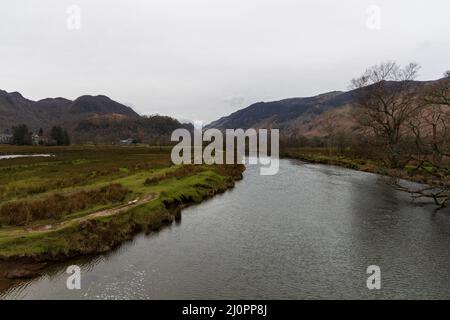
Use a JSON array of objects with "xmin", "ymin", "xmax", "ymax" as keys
[
  {"xmin": 0, "ymin": 90, "xmax": 139, "ymax": 132},
  {"xmin": 0, "ymin": 90, "xmax": 193, "ymax": 144},
  {"xmin": 72, "ymin": 115, "xmax": 193, "ymax": 144},
  {"xmin": 206, "ymin": 80, "xmax": 435, "ymax": 138}
]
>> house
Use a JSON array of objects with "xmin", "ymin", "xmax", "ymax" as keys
[
  {"xmin": 31, "ymin": 133, "xmax": 40, "ymax": 145},
  {"xmin": 119, "ymin": 138, "xmax": 134, "ymax": 145},
  {"xmin": 0, "ymin": 134, "xmax": 13, "ymax": 144}
]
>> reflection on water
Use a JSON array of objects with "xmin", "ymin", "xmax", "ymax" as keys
[{"xmin": 1, "ymin": 159, "xmax": 450, "ymax": 299}]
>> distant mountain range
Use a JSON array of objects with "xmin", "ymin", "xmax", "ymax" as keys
[
  {"xmin": 206, "ymin": 80, "xmax": 438, "ymax": 138},
  {"xmin": 0, "ymin": 90, "xmax": 139, "ymax": 132},
  {"xmin": 2, "ymin": 79, "xmax": 442, "ymax": 144},
  {"xmin": 0, "ymin": 90, "xmax": 190, "ymax": 144}
]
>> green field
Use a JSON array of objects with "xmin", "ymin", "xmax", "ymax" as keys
[{"xmin": 0, "ymin": 145, "xmax": 244, "ymax": 270}]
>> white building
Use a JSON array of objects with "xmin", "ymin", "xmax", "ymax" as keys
[
  {"xmin": 31, "ymin": 133, "xmax": 40, "ymax": 145},
  {"xmin": 119, "ymin": 138, "xmax": 134, "ymax": 145}
]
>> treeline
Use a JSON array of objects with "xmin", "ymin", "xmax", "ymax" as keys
[
  {"xmin": 49, "ymin": 126, "xmax": 71, "ymax": 146},
  {"xmin": 3, "ymin": 114, "xmax": 191, "ymax": 146},
  {"xmin": 9, "ymin": 124, "xmax": 70, "ymax": 146},
  {"xmin": 72, "ymin": 114, "xmax": 193, "ymax": 145}
]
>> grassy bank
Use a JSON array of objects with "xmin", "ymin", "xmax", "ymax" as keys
[
  {"xmin": 0, "ymin": 145, "xmax": 244, "ymax": 278},
  {"xmin": 281, "ymin": 147, "xmax": 445, "ymax": 187}
]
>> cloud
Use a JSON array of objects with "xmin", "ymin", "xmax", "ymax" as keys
[{"xmin": 1, "ymin": 0, "xmax": 450, "ymax": 123}]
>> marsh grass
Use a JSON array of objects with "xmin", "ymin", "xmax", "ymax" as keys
[
  {"xmin": 144, "ymin": 164, "xmax": 207, "ymax": 185},
  {"xmin": 0, "ymin": 145, "xmax": 245, "ymax": 260},
  {"xmin": 0, "ymin": 184, "xmax": 129, "ymax": 226},
  {"xmin": 0, "ymin": 145, "xmax": 172, "ymax": 201}
]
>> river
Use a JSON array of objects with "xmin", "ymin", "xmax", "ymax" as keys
[{"xmin": 2, "ymin": 159, "xmax": 450, "ymax": 299}]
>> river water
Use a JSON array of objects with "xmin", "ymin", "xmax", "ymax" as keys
[
  {"xmin": 0, "ymin": 154, "xmax": 53, "ymax": 160},
  {"xmin": 2, "ymin": 159, "xmax": 450, "ymax": 299}
]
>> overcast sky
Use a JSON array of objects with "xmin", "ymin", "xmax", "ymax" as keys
[{"xmin": 1, "ymin": 0, "xmax": 449, "ymax": 123}]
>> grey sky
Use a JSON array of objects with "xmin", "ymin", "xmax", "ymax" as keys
[{"xmin": 1, "ymin": 0, "xmax": 449, "ymax": 123}]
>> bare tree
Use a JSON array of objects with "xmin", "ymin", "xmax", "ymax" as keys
[
  {"xmin": 422, "ymin": 71, "xmax": 450, "ymax": 107},
  {"xmin": 351, "ymin": 61, "xmax": 421, "ymax": 168},
  {"xmin": 321, "ymin": 111, "xmax": 338, "ymax": 156},
  {"xmin": 393, "ymin": 72, "xmax": 450, "ymax": 210}
]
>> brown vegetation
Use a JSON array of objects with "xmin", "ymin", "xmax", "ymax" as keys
[
  {"xmin": 350, "ymin": 61, "xmax": 422, "ymax": 168},
  {"xmin": 394, "ymin": 70, "xmax": 450, "ymax": 210},
  {"xmin": 0, "ymin": 184, "xmax": 129, "ymax": 226}
]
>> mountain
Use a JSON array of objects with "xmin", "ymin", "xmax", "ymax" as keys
[
  {"xmin": 208, "ymin": 91, "xmax": 350, "ymax": 133},
  {"xmin": 68, "ymin": 95, "xmax": 138, "ymax": 117},
  {"xmin": 0, "ymin": 90, "xmax": 139, "ymax": 132},
  {"xmin": 207, "ymin": 90, "xmax": 355, "ymax": 137},
  {"xmin": 206, "ymin": 80, "xmax": 435, "ymax": 138},
  {"xmin": 0, "ymin": 89, "xmax": 192, "ymax": 144}
]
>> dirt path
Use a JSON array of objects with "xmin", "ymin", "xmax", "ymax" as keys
[{"xmin": 26, "ymin": 192, "xmax": 158, "ymax": 233}]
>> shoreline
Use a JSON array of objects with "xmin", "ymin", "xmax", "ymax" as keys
[
  {"xmin": 0, "ymin": 164, "xmax": 245, "ymax": 280},
  {"xmin": 281, "ymin": 149, "xmax": 445, "ymax": 188},
  {"xmin": 1, "ymin": 149, "xmax": 443, "ymax": 281}
]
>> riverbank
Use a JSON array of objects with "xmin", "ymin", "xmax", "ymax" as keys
[
  {"xmin": 4, "ymin": 159, "xmax": 450, "ymax": 299},
  {"xmin": 0, "ymin": 146, "xmax": 244, "ymax": 279},
  {"xmin": 281, "ymin": 147, "xmax": 445, "ymax": 187}
]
